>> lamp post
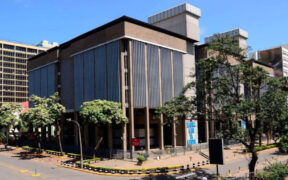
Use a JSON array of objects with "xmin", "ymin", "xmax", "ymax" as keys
[{"xmin": 66, "ymin": 118, "xmax": 83, "ymax": 169}]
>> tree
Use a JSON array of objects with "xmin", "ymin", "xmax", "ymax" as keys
[
  {"xmin": 80, "ymin": 100, "xmax": 128, "ymax": 158},
  {"xmin": 46, "ymin": 93, "xmax": 66, "ymax": 155},
  {"xmin": 21, "ymin": 93, "xmax": 65, "ymax": 152},
  {"xmin": 260, "ymin": 77, "xmax": 288, "ymax": 143},
  {"xmin": 0, "ymin": 103, "xmax": 23, "ymax": 149},
  {"xmin": 158, "ymin": 36, "xmax": 288, "ymax": 178}
]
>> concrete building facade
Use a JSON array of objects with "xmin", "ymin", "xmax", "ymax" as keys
[
  {"xmin": 28, "ymin": 4, "xmax": 201, "ymax": 155},
  {"xmin": 0, "ymin": 40, "xmax": 48, "ymax": 105},
  {"xmin": 250, "ymin": 46, "xmax": 288, "ymax": 77}
]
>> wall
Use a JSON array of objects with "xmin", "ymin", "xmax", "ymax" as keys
[
  {"xmin": 28, "ymin": 63, "xmax": 56, "ymax": 98},
  {"xmin": 131, "ymin": 40, "xmax": 184, "ymax": 108}
]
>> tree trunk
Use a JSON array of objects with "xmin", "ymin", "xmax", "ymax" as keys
[
  {"xmin": 249, "ymin": 151, "xmax": 258, "ymax": 179},
  {"xmin": 259, "ymin": 133, "xmax": 262, "ymax": 147},
  {"xmin": 36, "ymin": 128, "xmax": 42, "ymax": 152},
  {"xmin": 12, "ymin": 130, "xmax": 18, "ymax": 147},
  {"xmin": 5, "ymin": 128, "xmax": 9, "ymax": 149},
  {"xmin": 56, "ymin": 119, "xmax": 63, "ymax": 155},
  {"xmin": 93, "ymin": 136, "xmax": 103, "ymax": 159}
]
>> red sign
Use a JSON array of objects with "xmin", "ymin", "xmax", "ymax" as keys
[{"xmin": 131, "ymin": 138, "xmax": 140, "ymax": 146}]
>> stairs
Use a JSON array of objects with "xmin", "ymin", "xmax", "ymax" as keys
[{"xmin": 199, "ymin": 151, "xmax": 209, "ymax": 160}]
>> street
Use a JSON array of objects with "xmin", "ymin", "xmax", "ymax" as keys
[
  {"xmin": 0, "ymin": 152, "xmax": 135, "ymax": 180},
  {"xmin": 0, "ymin": 148, "xmax": 287, "ymax": 180},
  {"xmin": 187, "ymin": 148, "xmax": 288, "ymax": 179}
]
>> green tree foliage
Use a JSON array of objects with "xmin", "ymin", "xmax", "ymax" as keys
[
  {"xmin": 0, "ymin": 103, "xmax": 23, "ymax": 148},
  {"xmin": 277, "ymin": 135, "xmax": 288, "ymax": 153},
  {"xmin": 158, "ymin": 36, "xmax": 288, "ymax": 178},
  {"xmin": 21, "ymin": 93, "xmax": 65, "ymax": 152},
  {"xmin": 80, "ymin": 100, "xmax": 128, "ymax": 158}
]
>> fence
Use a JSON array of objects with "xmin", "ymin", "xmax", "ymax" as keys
[{"xmin": 113, "ymin": 142, "xmax": 209, "ymax": 159}]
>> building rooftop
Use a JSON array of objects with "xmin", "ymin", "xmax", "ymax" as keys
[
  {"xmin": 0, "ymin": 40, "xmax": 48, "ymax": 50},
  {"xmin": 148, "ymin": 3, "xmax": 201, "ymax": 24},
  {"xmin": 29, "ymin": 15, "xmax": 197, "ymax": 61},
  {"xmin": 205, "ymin": 28, "xmax": 249, "ymax": 43}
]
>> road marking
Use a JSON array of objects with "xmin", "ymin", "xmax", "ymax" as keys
[
  {"xmin": 176, "ymin": 172, "xmax": 196, "ymax": 179},
  {"xmin": 20, "ymin": 169, "xmax": 29, "ymax": 173},
  {"xmin": 31, "ymin": 173, "xmax": 41, "ymax": 177}
]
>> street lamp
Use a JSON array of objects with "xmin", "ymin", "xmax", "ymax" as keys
[{"xmin": 66, "ymin": 118, "xmax": 83, "ymax": 169}]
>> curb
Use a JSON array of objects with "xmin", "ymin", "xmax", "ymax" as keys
[{"xmin": 57, "ymin": 163, "xmax": 213, "ymax": 177}]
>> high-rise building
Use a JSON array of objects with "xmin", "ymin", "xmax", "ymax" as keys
[
  {"xmin": 0, "ymin": 40, "xmax": 49, "ymax": 104},
  {"xmin": 249, "ymin": 45, "xmax": 288, "ymax": 77}
]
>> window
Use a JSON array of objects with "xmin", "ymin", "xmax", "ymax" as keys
[
  {"xmin": 16, "ymin": 70, "xmax": 25, "ymax": 75},
  {"xmin": 16, "ymin": 81, "xmax": 26, "ymax": 86},
  {"xmin": 3, "ymin": 63, "xmax": 15, "ymax": 68},
  {"xmin": 16, "ymin": 64, "xmax": 26, "ymax": 69},
  {"xmin": 16, "ymin": 46, "xmax": 26, "ymax": 52},
  {"xmin": 16, "ymin": 87, "xmax": 27, "ymax": 91},
  {"xmin": 3, "ymin": 44, "xmax": 14, "ymax": 50},
  {"xmin": 16, "ymin": 76, "xmax": 26, "ymax": 80},
  {"xmin": 16, "ymin": 53, "xmax": 26, "ymax": 58},
  {"xmin": 3, "ymin": 51, "xmax": 14, "ymax": 56},
  {"xmin": 3, "ymin": 57, "xmax": 14, "ymax": 63},
  {"xmin": 27, "ymin": 48, "xmax": 37, "ymax": 53},
  {"xmin": 16, "ymin": 59, "xmax": 26, "ymax": 63}
]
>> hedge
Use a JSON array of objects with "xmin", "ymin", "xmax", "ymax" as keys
[{"xmin": 243, "ymin": 144, "xmax": 276, "ymax": 153}]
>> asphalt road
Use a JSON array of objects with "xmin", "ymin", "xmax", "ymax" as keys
[
  {"xmin": 1, "ymin": 148, "xmax": 287, "ymax": 180},
  {"xmin": 0, "ymin": 152, "xmax": 139, "ymax": 180},
  {"xmin": 185, "ymin": 148, "xmax": 288, "ymax": 179}
]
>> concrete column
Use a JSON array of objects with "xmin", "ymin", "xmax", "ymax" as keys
[
  {"xmin": 158, "ymin": 47, "xmax": 164, "ymax": 150},
  {"xmin": 84, "ymin": 125, "xmax": 89, "ymax": 147},
  {"xmin": 108, "ymin": 124, "xmax": 113, "ymax": 157},
  {"xmin": 145, "ymin": 108, "xmax": 150, "ymax": 152},
  {"xmin": 205, "ymin": 120, "xmax": 209, "ymax": 142},
  {"xmin": 128, "ymin": 40, "xmax": 135, "ymax": 158},
  {"xmin": 171, "ymin": 51, "xmax": 177, "ymax": 148},
  {"xmin": 120, "ymin": 40, "xmax": 127, "ymax": 154},
  {"xmin": 172, "ymin": 119, "xmax": 177, "ymax": 148},
  {"xmin": 158, "ymin": 114, "xmax": 164, "ymax": 150},
  {"xmin": 183, "ymin": 119, "xmax": 187, "ymax": 147},
  {"xmin": 144, "ymin": 44, "xmax": 150, "ymax": 152}
]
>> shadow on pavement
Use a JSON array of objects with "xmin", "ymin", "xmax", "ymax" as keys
[
  {"xmin": 0, "ymin": 147, "xmax": 13, "ymax": 152},
  {"xmin": 12, "ymin": 151, "xmax": 50, "ymax": 160},
  {"xmin": 133, "ymin": 174, "xmax": 176, "ymax": 180}
]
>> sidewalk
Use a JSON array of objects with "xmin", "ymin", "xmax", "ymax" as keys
[{"xmin": 91, "ymin": 145, "xmax": 250, "ymax": 169}]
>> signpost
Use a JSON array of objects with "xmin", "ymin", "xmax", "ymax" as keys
[
  {"xmin": 131, "ymin": 138, "xmax": 140, "ymax": 147},
  {"xmin": 209, "ymin": 138, "xmax": 224, "ymax": 177}
]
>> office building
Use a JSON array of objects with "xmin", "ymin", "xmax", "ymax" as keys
[
  {"xmin": 250, "ymin": 45, "xmax": 288, "ymax": 77},
  {"xmin": 27, "ymin": 3, "xmax": 201, "ymax": 155},
  {"xmin": 0, "ymin": 40, "xmax": 49, "ymax": 104}
]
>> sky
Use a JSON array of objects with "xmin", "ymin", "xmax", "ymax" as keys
[{"xmin": 0, "ymin": 0, "xmax": 287, "ymax": 52}]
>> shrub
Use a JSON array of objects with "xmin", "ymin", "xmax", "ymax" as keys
[
  {"xmin": 243, "ymin": 144, "xmax": 276, "ymax": 152},
  {"xmin": 277, "ymin": 136, "xmax": 288, "ymax": 153},
  {"xmin": 137, "ymin": 155, "xmax": 145, "ymax": 165},
  {"xmin": 256, "ymin": 162, "xmax": 288, "ymax": 180}
]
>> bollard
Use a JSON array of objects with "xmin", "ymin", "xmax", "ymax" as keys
[
  {"xmin": 193, "ymin": 163, "xmax": 196, "ymax": 168},
  {"xmin": 187, "ymin": 164, "xmax": 190, "ymax": 169},
  {"xmin": 202, "ymin": 161, "xmax": 205, "ymax": 166},
  {"xmin": 197, "ymin": 162, "xmax": 200, "ymax": 167}
]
